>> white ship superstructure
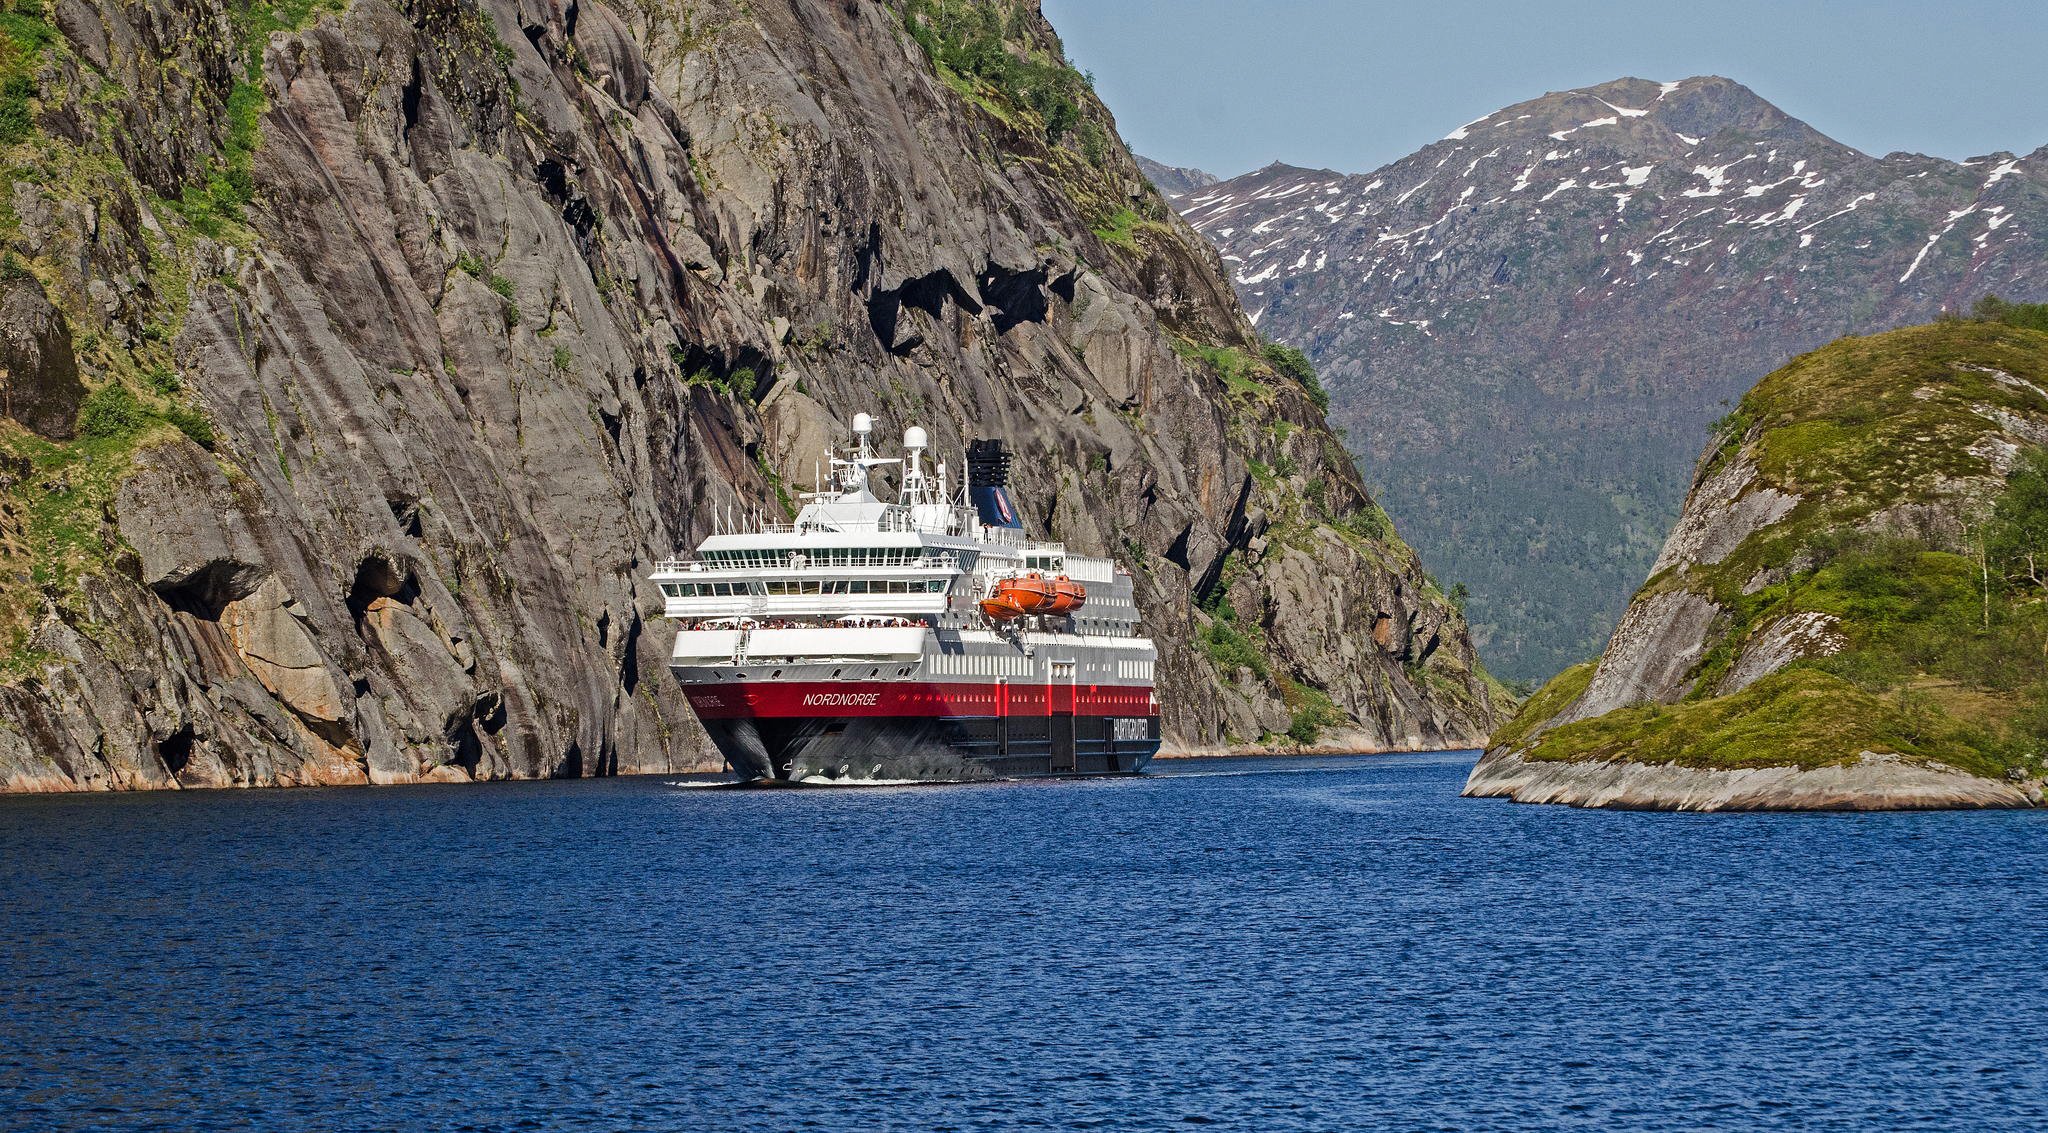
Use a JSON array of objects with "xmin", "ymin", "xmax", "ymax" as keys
[{"xmin": 652, "ymin": 414, "xmax": 1160, "ymax": 782}]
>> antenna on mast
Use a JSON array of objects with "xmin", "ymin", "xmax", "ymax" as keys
[{"xmin": 902, "ymin": 425, "xmax": 929, "ymax": 505}]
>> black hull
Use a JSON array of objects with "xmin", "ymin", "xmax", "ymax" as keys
[{"xmin": 701, "ymin": 713, "xmax": 1160, "ymax": 783}]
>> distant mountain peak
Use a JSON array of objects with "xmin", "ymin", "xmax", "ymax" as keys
[
  {"xmin": 1433, "ymin": 74, "xmax": 1834, "ymax": 164},
  {"xmin": 1135, "ymin": 155, "xmax": 1222, "ymax": 200},
  {"xmin": 1169, "ymin": 78, "xmax": 2048, "ymax": 681}
]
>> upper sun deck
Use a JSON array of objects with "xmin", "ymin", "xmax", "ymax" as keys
[
  {"xmin": 650, "ymin": 516, "xmax": 1044, "ymax": 578},
  {"xmin": 657, "ymin": 414, "xmax": 1050, "ymax": 576},
  {"xmin": 651, "ymin": 415, "xmax": 1134, "ymax": 630}
]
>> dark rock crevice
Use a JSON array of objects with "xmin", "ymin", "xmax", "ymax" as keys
[
  {"xmin": 669, "ymin": 339, "xmax": 773, "ymax": 400},
  {"xmin": 155, "ymin": 723, "xmax": 195, "ymax": 778},
  {"xmin": 346, "ymin": 553, "xmax": 421, "ymax": 628},
  {"xmin": 153, "ymin": 559, "xmax": 268, "ymax": 622},
  {"xmin": 619, "ymin": 609, "xmax": 641, "ymax": 695},
  {"xmin": 978, "ymin": 263, "xmax": 1049, "ymax": 333}
]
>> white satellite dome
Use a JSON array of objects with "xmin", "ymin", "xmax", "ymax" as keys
[
  {"xmin": 903, "ymin": 425, "xmax": 928, "ymax": 450},
  {"xmin": 852, "ymin": 412, "xmax": 873, "ymax": 435}
]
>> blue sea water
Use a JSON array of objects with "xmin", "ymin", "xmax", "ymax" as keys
[{"xmin": 2, "ymin": 751, "xmax": 2045, "ymax": 1132}]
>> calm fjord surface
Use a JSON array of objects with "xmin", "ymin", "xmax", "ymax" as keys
[{"xmin": 4, "ymin": 753, "xmax": 2044, "ymax": 1131}]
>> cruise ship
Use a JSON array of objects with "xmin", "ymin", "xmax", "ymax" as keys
[{"xmin": 652, "ymin": 414, "xmax": 1161, "ymax": 783}]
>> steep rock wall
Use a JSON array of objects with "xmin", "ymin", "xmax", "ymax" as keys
[{"xmin": 0, "ymin": 0, "xmax": 1503, "ymax": 790}]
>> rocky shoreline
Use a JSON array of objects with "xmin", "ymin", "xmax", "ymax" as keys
[{"xmin": 1463, "ymin": 750, "xmax": 2042, "ymax": 811}]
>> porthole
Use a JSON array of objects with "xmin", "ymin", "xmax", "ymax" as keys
[{"xmin": 772, "ymin": 669, "xmax": 783, "ymax": 678}]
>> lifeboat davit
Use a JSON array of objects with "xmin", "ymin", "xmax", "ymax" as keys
[
  {"xmin": 979, "ymin": 594, "xmax": 1028, "ymax": 621},
  {"xmin": 991, "ymin": 572, "xmax": 1059, "ymax": 614},
  {"xmin": 1044, "ymin": 575, "xmax": 1086, "ymax": 614}
]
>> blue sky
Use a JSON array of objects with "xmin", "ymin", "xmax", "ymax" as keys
[{"xmin": 1041, "ymin": 0, "xmax": 2048, "ymax": 178}]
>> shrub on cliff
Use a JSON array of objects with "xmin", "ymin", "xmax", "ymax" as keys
[
  {"xmin": 903, "ymin": 0, "xmax": 1088, "ymax": 144},
  {"xmin": 1973, "ymin": 295, "xmax": 2048, "ymax": 334}
]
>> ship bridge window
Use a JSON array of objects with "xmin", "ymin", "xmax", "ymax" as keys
[
  {"xmin": 664, "ymin": 582, "xmax": 741, "ymax": 597},
  {"xmin": 763, "ymin": 580, "xmax": 832, "ymax": 595},
  {"xmin": 685, "ymin": 581, "xmax": 754, "ymax": 597},
  {"xmin": 784, "ymin": 580, "xmax": 946, "ymax": 596}
]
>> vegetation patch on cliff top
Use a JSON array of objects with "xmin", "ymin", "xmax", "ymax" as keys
[
  {"xmin": 1676, "ymin": 319, "xmax": 2048, "ymax": 605},
  {"xmin": 902, "ymin": 0, "xmax": 1092, "ymax": 145}
]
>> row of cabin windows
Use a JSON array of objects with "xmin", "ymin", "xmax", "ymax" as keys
[
  {"xmin": 926, "ymin": 653, "xmax": 1034, "ymax": 677},
  {"xmin": 662, "ymin": 579, "xmax": 947, "ymax": 598},
  {"xmin": 696, "ymin": 547, "xmax": 924, "ymax": 568}
]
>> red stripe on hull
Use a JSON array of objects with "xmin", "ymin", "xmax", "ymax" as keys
[{"xmin": 679, "ymin": 680, "xmax": 1158, "ymax": 720}]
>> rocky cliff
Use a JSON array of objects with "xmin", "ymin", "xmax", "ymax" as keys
[
  {"xmin": 1466, "ymin": 315, "xmax": 2048, "ymax": 810},
  {"xmin": 1171, "ymin": 77, "xmax": 2048, "ymax": 682},
  {"xmin": 0, "ymin": 0, "xmax": 1504, "ymax": 791}
]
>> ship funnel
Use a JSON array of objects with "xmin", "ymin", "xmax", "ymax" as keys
[{"xmin": 966, "ymin": 439, "xmax": 1022, "ymax": 530}]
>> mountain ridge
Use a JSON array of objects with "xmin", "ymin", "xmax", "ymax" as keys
[
  {"xmin": 1133, "ymin": 155, "xmax": 1221, "ymax": 199},
  {"xmin": 1168, "ymin": 74, "xmax": 2048, "ymax": 681}
]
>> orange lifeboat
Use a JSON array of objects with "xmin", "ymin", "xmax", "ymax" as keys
[
  {"xmin": 979, "ymin": 593, "xmax": 1028, "ymax": 621},
  {"xmin": 991, "ymin": 572, "xmax": 1059, "ymax": 614},
  {"xmin": 1044, "ymin": 575, "xmax": 1087, "ymax": 614}
]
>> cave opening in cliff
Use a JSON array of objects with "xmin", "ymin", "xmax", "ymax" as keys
[
  {"xmin": 978, "ymin": 264, "xmax": 1050, "ymax": 332},
  {"xmin": 669, "ymin": 339, "xmax": 775, "ymax": 401},
  {"xmin": 346, "ymin": 554, "xmax": 421, "ymax": 627},
  {"xmin": 153, "ymin": 560, "xmax": 263, "ymax": 622},
  {"xmin": 155, "ymin": 724, "xmax": 194, "ymax": 778}
]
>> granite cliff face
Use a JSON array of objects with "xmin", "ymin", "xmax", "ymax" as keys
[
  {"xmin": 1170, "ymin": 77, "xmax": 2048, "ymax": 682},
  {"xmin": 0, "ymin": 0, "xmax": 1503, "ymax": 790},
  {"xmin": 1466, "ymin": 318, "xmax": 2048, "ymax": 810}
]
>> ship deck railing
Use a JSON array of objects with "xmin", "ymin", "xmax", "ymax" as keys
[
  {"xmin": 653, "ymin": 551, "xmax": 966, "ymax": 574},
  {"xmin": 679, "ymin": 616, "xmax": 923, "ymax": 630},
  {"xmin": 717, "ymin": 506, "xmax": 986, "ymax": 538}
]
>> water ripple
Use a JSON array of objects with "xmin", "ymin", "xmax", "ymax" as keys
[{"xmin": 2, "ymin": 753, "xmax": 2044, "ymax": 1130}]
